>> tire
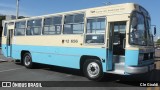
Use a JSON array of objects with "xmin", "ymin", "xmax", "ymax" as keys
[
  {"xmin": 83, "ymin": 59, "xmax": 103, "ymax": 81},
  {"xmin": 23, "ymin": 53, "xmax": 33, "ymax": 69}
]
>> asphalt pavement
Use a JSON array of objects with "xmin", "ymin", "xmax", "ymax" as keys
[{"xmin": 0, "ymin": 49, "xmax": 160, "ymax": 90}]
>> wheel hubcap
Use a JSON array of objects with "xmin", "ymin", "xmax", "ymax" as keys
[
  {"xmin": 87, "ymin": 62, "xmax": 100, "ymax": 78},
  {"xmin": 24, "ymin": 55, "xmax": 31, "ymax": 66}
]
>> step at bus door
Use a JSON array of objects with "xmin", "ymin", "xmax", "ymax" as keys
[{"xmin": 6, "ymin": 29, "xmax": 13, "ymax": 57}]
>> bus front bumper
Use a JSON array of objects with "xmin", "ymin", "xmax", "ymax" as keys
[{"xmin": 125, "ymin": 64, "xmax": 156, "ymax": 74}]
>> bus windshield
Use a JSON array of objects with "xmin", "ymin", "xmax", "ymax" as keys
[
  {"xmin": 130, "ymin": 12, "xmax": 147, "ymax": 45},
  {"xmin": 146, "ymin": 18, "xmax": 154, "ymax": 45}
]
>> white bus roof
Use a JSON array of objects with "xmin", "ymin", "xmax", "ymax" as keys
[{"xmin": 4, "ymin": 3, "xmax": 143, "ymax": 22}]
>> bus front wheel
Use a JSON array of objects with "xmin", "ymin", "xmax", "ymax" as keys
[
  {"xmin": 23, "ymin": 53, "xmax": 33, "ymax": 69},
  {"xmin": 83, "ymin": 59, "xmax": 103, "ymax": 81}
]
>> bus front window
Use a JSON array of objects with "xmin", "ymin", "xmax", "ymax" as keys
[
  {"xmin": 130, "ymin": 12, "xmax": 147, "ymax": 45},
  {"xmin": 146, "ymin": 18, "xmax": 154, "ymax": 45}
]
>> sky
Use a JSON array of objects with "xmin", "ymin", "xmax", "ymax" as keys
[{"xmin": 0, "ymin": 0, "xmax": 159, "ymax": 40}]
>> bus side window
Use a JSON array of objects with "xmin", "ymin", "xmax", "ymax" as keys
[
  {"xmin": 15, "ymin": 21, "xmax": 26, "ymax": 36},
  {"xmin": 64, "ymin": 14, "xmax": 84, "ymax": 34},
  {"xmin": 27, "ymin": 19, "xmax": 42, "ymax": 35},
  {"xmin": 43, "ymin": 16, "xmax": 62, "ymax": 35},
  {"xmin": 85, "ymin": 18, "xmax": 106, "ymax": 44}
]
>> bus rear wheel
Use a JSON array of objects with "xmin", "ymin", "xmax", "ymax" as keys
[
  {"xmin": 83, "ymin": 59, "xmax": 103, "ymax": 81},
  {"xmin": 23, "ymin": 53, "xmax": 33, "ymax": 69}
]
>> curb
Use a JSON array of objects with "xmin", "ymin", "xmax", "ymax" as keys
[{"xmin": 0, "ymin": 59, "xmax": 14, "ymax": 63}]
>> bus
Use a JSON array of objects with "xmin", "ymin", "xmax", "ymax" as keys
[{"xmin": 1, "ymin": 3, "xmax": 156, "ymax": 81}]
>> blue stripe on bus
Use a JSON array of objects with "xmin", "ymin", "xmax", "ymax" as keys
[
  {"xmin": 2, "ymin": 44, "xmax": 108, "ymax": 72},
  {"xmin": 2, "ymin": 44, "xmax": 150, "ymax": 73}
]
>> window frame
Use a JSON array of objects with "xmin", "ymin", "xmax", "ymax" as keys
[
  {"xmin": 14, "ymin": 21, "xmax": 26, "ymax": 36},
  {"xmin": 26, "ymin": 18, "xmax": 42, "ymax": 36},
  {"xmin": 129, "ymin": 11, "xmax": 147, "ymax": 46},
  {"xmin": 63, "ymin": 13, "xmax": 85, "ymax": 35},
  {"xmin": 85, "ymin": 17, "xmax": 106, "ymax": 45},
  {"xmin": 86, "ymin": 17, "xmax": 106, "ymax": 34},
  {"xmin": 43, "ymin": 16, "xmax": 62, "ymax": 35}
]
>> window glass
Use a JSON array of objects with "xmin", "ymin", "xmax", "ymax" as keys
[
  {"xmin": 85, "ymin": 35, "xmax": 104, "ymax": 44},
  {"xmin": 44, "ymin": 18, "xmax": 52, "ymax": 26},
  {"xmin": 16, "ymin": 21, "xmax": 25, "ymax": 28},
  {"xmin": 65, "ymin": 15, "xmax": 74, "ymax": 24},
  {"xmin": 87, "ymin": 19, "xmax": 96, "ymax": 33},
  {"xmin": 86, "ymin": 17, "xmax": 106, "ymax": 44},
  {"xmin": 146, "ymin": 19, "xmax": 153, "ymax": 45},
  {"xmin": 43, "ymin": 16, "xmax": 62, "ymax": 35},
  {"xmin": 113, "ymin": 23, "xmax": 119, "ymax": 44},
  {"xmin": 130, "ymin": 12, "xmax": 146, "ymax": 45},
  {"xmin": 119, "ymin": 24, "xmax": 126, "ymax": 34},
  {"xmin": 53, "ymin": 17, "xmax": 62, "ymax": 25},
  {"xmin": 15, "ymin": 21, "xmax": 26, "ymax": 36},
  {"xmin": 43, "ymin": 26, "xmax": 53, "ymax": 35},
  {"xmin": 27, "ymin": 19, "xmax": 42, "ymax": 35},
  {"xmin": 73, "ymin": 24, "xmax": 84, "ymax": 34},
  {"xmin": 64, "ymin": 13, "xmax": 84, "ymax": 34},
  {"xmin": 113, "ymin": 22, "xmax": 126, "ymax": 45},
  {"xmin": 87, "ymin": 18, "xmax": 105, "ymax": 34},
  {"xmin": 32, "ymin": 27, "xmax": 41, "ymax": 35},
  {"xmin": 15, "ymin": 28, "xmax": 25, "ymax": 36},
  {"xmin": 64, "ymin": 25, "xmax": 72, "ymax": 34},
  {"xmin": 74, "ymin": 14, "xmax": 84, "ymax": 23}
]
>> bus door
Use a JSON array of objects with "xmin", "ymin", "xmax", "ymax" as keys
[
  {"xmin": 109, "ymin": 21, "xmax": 126, "ymax": 70},
  {"xmin": 6, "ymin": 29, "xmax": 13, "ymax": 57}
]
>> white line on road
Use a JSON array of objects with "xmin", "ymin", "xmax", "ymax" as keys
[{"xmin": 0, "ymin": 67, "xmax": 25, "ymax": 73}]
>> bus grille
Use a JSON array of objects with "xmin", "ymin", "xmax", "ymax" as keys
[{"xmin": 143, "ymin": 53, "xmax": 154, "ymax": 60}]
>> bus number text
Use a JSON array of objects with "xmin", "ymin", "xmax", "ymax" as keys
[{"xmin": 64, "ymin": 39, "xmax": 78, "ymax": 43}]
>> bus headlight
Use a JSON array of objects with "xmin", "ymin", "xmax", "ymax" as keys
[{"xmin": 139, "ymin": 54, "xmax": 144, "ymax": 61}]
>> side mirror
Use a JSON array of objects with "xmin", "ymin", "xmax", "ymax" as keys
[
  {"xmin": 152, "ymin": 25, "xmax": 156, "ymax": 36},
  {"xmin": 154, "ymin": 27, "xmax": 156, "ymax": 35}
]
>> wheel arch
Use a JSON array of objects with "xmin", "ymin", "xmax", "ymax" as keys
[
  {"xmin": 21, "ymin": 50, "xmax": 31, "ymax": 64},
  {"xmin": 80, "ymin": 55, "xmax": 102, "ymax": 71}
]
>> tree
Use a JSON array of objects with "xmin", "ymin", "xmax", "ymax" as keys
[
  {"xmin": 157, "ymin": 39, "xmax": 160, "ymax": 45},
  {"xmin": 0, "ymin": 16, "xmax": 5, "ymax": 26}
]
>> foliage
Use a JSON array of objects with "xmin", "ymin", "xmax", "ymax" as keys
[
  {"xmin": 0, "ymin": 16, "xmax": 5, "ymax": 27},
  {"xmin": 157, "ymin": 39, "xmax": 160, "ymax": 45}
]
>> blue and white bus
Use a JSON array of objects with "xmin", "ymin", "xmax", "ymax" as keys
[{"xmin": 1, "ymin": 3, "xmax": 156, "ymax": 81}]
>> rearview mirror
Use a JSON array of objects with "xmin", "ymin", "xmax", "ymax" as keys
[
  {"xmin": 151, "ymin": 25, "xmax": 156, "ymax": 36},
  {"xmin": 154, "ymin": 27, "xmax": 156, "ymax": 35}
]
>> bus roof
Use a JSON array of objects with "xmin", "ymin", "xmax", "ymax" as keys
[{"xmin": 3, "ymin": 3, "xmax": 145, "ymax": 22}]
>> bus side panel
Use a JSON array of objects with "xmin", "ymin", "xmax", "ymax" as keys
[
  {"xmin": 11, "ymin": 44, "xmax": 107, "ymax": 72},
  {"xmin": 31, "ymin": 52, "xmax": 80, "ymax": 69},
  {"xmin": 1, "ymin": 44, "xmax": 7, "ymax": 57}
]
